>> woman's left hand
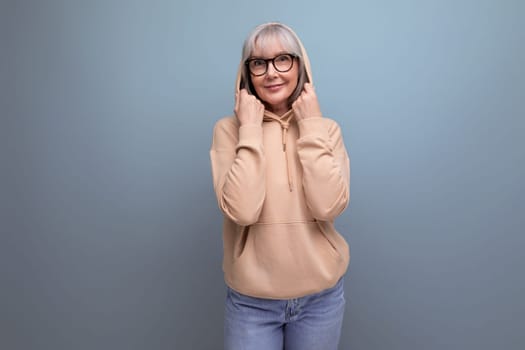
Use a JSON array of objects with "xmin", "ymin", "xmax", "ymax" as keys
[{"xmin": 292, "ymin": 83, "xmax": 323, "ymax": 121}]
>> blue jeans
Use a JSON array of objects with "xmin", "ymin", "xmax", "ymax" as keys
[{"xmin": 224, "ymin": 278, "xmax": 346, "ymax": 350}]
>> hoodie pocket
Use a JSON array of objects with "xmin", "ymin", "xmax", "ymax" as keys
[
  {"xmin": 316, "ymin": 220, "xmax": 349, "ymax": 261},
  {"xmin": 233, "ymin": 221, "xmax": 344, "ymax": 271},
  {"xmin": 233, "ymin": 225, "xmax": 250, "ymax": 258}
]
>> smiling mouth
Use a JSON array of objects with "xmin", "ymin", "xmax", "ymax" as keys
[{"xmin": 265, "ymin": 83, "xmax": 284, "ymax": 90}]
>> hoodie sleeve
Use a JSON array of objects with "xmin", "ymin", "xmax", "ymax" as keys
[
  {"xmin": 296, "ymin": 117, "xmax": 350, "ymax": 221},
  {"xmin": 210, "ymin": 118, "xmax": 266, "ymax": 226}
]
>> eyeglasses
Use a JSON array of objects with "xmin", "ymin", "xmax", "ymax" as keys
[{"xmin": 245, "ymin": 53, "xmax": 297, "ymax": 76}]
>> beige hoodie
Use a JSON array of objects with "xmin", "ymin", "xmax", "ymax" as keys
[{"xmin": 210, "ymin": 30, "xmax": 350, "ymax": 299}]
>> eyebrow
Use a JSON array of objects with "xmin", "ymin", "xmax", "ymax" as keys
[{"xmin": 248, "ymin": 51, "xmax": 290, "ymax": 60}]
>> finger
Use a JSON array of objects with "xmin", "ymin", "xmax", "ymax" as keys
[
  {"xmin": 239, "ymin": 89, "xmax": 249, "ymax": 98},
  {"xmin": 300, "ymin": 87, "xmax": 308, "ymax": 98},
  {"xmin": 304, "ymin": 83, "xmax": 315, "ymax": 94},
  {"xmin": 234, "ymin": 91, "xmax": 239, "ymax": 112}
]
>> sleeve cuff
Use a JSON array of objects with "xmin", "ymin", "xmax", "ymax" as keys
[
  {"xmin": 297, "ymin": 117, "xmax": 329, "ymax": 138},
  {"xmin": 238, "ymin": 124, "xmax": 263, "ymax": 145}
]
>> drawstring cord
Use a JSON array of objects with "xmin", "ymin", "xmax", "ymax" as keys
[{"xmin": 263, "ymin": 111, "xmax": 294, "ymax": 192}]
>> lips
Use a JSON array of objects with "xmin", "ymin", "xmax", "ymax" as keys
[{"xmin": 265, "ymin": 83, "xmax": 285, "ymax": 91}]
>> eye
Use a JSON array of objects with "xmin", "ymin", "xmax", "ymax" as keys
[
  {"xmin": 251, "ymin": 59, "xmax": 265, "ymax": 67},
  {"xmin": 275, "ymin": 54, "xmax": 292, "ymax": 63}
]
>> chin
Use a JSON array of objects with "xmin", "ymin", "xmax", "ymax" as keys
[{"xmin": 262, "ymin": 93, "xmax": 290, "ymax": 106}]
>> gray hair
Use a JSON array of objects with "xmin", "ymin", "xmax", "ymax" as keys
[{"xmin": 240, "ymin": 23, "xmax": 309, "ymax": 106}]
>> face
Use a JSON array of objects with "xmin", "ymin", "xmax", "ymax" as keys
[{"xmin": 249, "ymin": 37, "xmax": 299, "ymax": 116}]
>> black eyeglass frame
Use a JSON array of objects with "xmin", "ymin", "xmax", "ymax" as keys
[{"xmin": 244, "ymin": 53, "xmax": 298, "ymax": 76}]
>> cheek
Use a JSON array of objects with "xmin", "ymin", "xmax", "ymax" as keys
[
  {"xmin": 288, "ymin": 72, "xmax": 300, "ymax": 93},
  {"xmin": 251, "ymin": 77, "xmax": 265, "ymax": 94},
  {"xmin": 289, "ymin": 68, "xmax": 300, "ymax": 87}
]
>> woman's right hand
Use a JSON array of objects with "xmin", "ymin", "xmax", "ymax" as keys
[{"xmin": 234, "ymin": 89, "xmax": 264, "ymax": 126}]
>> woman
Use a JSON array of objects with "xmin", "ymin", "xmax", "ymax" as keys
[{"xmin": 210, "ymin": 22, "xmax": 351, "ymax": 350}]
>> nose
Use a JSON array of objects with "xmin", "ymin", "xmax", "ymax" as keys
[{"xmin": 266, "ymin": 62, "xmax": 278, "ymax": 77}]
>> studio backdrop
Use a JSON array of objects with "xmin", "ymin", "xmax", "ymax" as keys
[{"xmin": 1, "ymin": 0, "xmax": 524, "ymax": 349}]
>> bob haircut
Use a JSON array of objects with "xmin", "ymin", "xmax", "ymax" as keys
[{"xmin": 240, "ymin": 22, "xmax": 309, "ymax": 106}]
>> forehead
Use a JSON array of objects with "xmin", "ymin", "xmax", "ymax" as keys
[{"xmin": 251, "ymin": 34, "xmax": 289, "ymax": 58}]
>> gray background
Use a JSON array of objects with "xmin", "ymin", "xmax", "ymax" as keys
[{"xmin": 2, "ymin": 0, "xmax": 524, "ymax": 349}]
